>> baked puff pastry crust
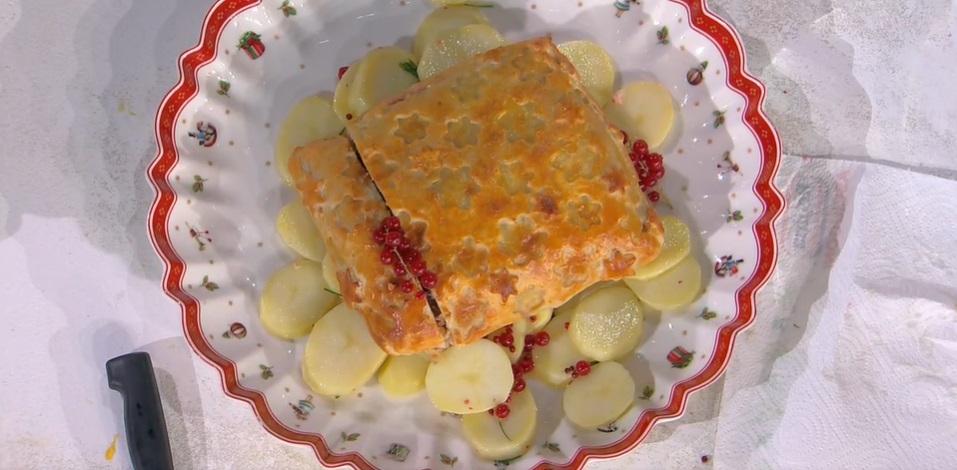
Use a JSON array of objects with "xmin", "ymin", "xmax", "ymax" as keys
[
  {"xmin": 289, "ymin": 136, "xmax": 448, "ymax": 355},
  {"xmin": 347, "ymin": 37, "xmax": 664, "ymax": 345}
]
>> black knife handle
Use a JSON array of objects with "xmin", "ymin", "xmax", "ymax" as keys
[{"xmin": 106, "ymin": 352, "xmax": 175, "ymax": 470}]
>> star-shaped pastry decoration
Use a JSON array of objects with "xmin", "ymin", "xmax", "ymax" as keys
[
  {"xmin": 451, "ymin": 287, "xmax": 489, "ymax": 328},
  {"xmin": 603, "ymin": 249, "xmax": 637, "ymax": 277},
  {"xmin": 602, "ymin": 170, "xmax": 627, "ymax": 194},
  {"xmin": 446, "ymin": 117, "xmax": 480, "ymax": 148},
  {"xmin": 451, "ymin": 237, "xmax": 489, "ymax": 277},
  {"xmin": 498, "ymin": 214, "xmax": 548, "ymax": 266},
  {"xmin": 497, "ymin": 161, "xmax": 531, "ymax": 196},
  {"xmin": 497, "ymin": 102, "xmax": 544, "ymax": 144},
  {"xmin": 489, "ymin": 267, "xmax": 519, "ymax": 304},
  {"xmin": 552, "ymin": 247, "xmax": 594, "ymax": 288},
  {"xmin": 333, "ymin": 196, "xmax": 366, "ymax": 231},
  {"xmin": 566, "ymin": 195, "xmax": 603, "ymax": 232},
  {"xmin": 428, "ymin": 165, "xmax": 480, "ymax": 210},
  {"xmin": 393, "ymin": 113, "xmax": 430, "ymax": 144},
  {"xmin": 551, "ymin": 141, "xmax": 598, "ymax": 182},
  {"xmin": 513, "ymin": 287, "xmax": 545, "ymax": 315}
]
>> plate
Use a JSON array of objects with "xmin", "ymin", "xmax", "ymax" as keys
[{"xmin": 147, "ymin": 1, "xmax": 784, "ymax": 468}]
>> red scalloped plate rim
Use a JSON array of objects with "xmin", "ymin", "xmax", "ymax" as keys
[{"xmin": 146, "ymin": 1, "xmax": 785, "ymax": 469}]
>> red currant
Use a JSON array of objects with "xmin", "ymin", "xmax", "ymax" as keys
[
  {"xmin": 574, "ymin": 360, "xmax": 591, "ymax": 376},
  {"xmin": 509, "ymin": 345, "xmax": 515, "ymax": 352},
  {"xmin": 397, "ymin": 236, "xmax": 412, "ymax": 250},
  {"xmin": 529, "ymin": 315, "xmax": 537, "ymax": 323},
  {"xmin": 385, "ymin": 231, "xmax": 403, "ymax": 247},
  {"xmin": 379, "ymin": 249, "xmax": 395, "ymax": 265},
  {"xmin": 393, "ymin": 263, "xmax": 407, "ymax": 276},
  {"xmin": 399, "ymin": 247, "xmax": 420, "ymax": 263},
  {"xmin": 534, "ymin": 331, "xmax": 550, "ymax": 347},
  {"xmin": 381, "ymin": 216, "xmax": 401, "ymax": 231},
  {"xmin": 501, "ymin": 334, "xmax": 514, "ymax": 347},
  {"xmin": 372, "ymin": 228, "xmax": 387, "ymax": 245},
  {"xmin": 632, "ymin": 140, "xmax": 649, "ymax": 156},
  {"xmin": 512, "ymin": 364, "xmax": 523, "ymax": 377},
  {"xmin": 399, "ymin": 279, "xmax": 415, "ymax": 293},
  {"xmin": 414, "ymin": 290, "xmax": 426, "ymax": 300},
  {"xmin": 648, "ymin": 191, "xmax": 660, "ymax": 202},
  {"xmin": 494, "ymin": 404, "xmax": 510, "ymax": 419},
  {"xmin": 563, "ymin": 321, "xmax": 570, "ymax": 330},
  {"xmin": 419, "ymin": 271, "xmax": 438, "ymax": 289},
  {"xmin": 338, "ymin": 66, "xmax": 349, "ymax": 80},
  {"xmin": 409, "ymin": 259, "xmax": 426, "ymax": 276},
  {"xmin": 512, "ymin": 378, "xmax": 526, "ymax": 393},
  {"xmin": 518, "ymin": 358, "xmax": 534, "ymax": 373}
]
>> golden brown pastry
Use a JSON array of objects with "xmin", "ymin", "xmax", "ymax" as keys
[
  {"xmin": 347, "ymin": 37, "xmax": 664, "ymax": 345},
  {"xmin": 289, "ymin": 136, "xmax": 448, "ymax": 355}
]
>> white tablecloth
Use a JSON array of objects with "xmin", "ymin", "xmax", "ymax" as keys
[{"xmin": 1, "ymin": 0, "xmax": 955, "ymax": 468}]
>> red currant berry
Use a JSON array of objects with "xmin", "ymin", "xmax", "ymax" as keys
[
  {"xmin": 414, "ymin": 290, "xmax": 426, "ymax": 299},
  {"xmin": 534, "ymin": 331, "xmax": 550, "ymax": 347},
  {"xmin": 419, "ymin": 271, "xmax": 438, "ymax": 289},
  {"xmin": 512, "ymin": 378, "xmax": 526, "ymax": 393},
  {"xmin": 397, "ymin": 236, "xmax": 412, "ymax": 250},
  {"xmin": 372, "ymin": 228, "xmax": 387, "ymax": 245},
  {"xmin": 648, "ymin": 191, "xmax": 660, "ymax": 202},
  {"xmin": 654, "ymin": 168, "xmax": 665, "ymax": 179},
  {"xmin": 488, "ymin": 408, "xmax": 495, "ymax": 415},
  {"xmin": 529, "ymin": 315, "xmax": 537, "ymax": 323},
  {"xmin": 509, "ymin": 345, "xmax": 516, "ymax": 352},
  {"xmin": 524, "ymin": 341, "xmax": 534, "ymax": 352},
  {"xmin": 379, "ymin": 249, "xmax": 395, "ymax": 265},
  {"xmin": 512, "ymin": 364, "xmax": 523, "ymax": 377},
  {"xmin": 494, "ymin": 404, "xmax": 510, "ymax": 419},
  {"xmin": 399, "ymin": 279, "xmax": 415, "ymax": 293},
  {"xmin": 385, "ymin": 231, "xmax": 403, "ymax": 247},
  {"xmin": 393, "ymin": 263, "xmax": 407, "ymax": 276},
  {"xmin": 632, "ymin": 140, "xmax": 649, "ymax": 156},
  {"xmin": 381, "ymin": 216, "xmax": 401, "ymax": 231},
  {"xmin": 338, "ymin": 66, "xmax": 349, "ymax": 80},
  {"xmin": 407, "ymin": 259, "xmax": 426, "ymax": 276},
  {"xmin": 501, "ymin": 334, "xmax": 514, "ymax": 347},
  {"xmin": 399, "ymin": 247, "xmax": 420, "ymax": 262},
  {"xmin": 519, "ymin": 358, "xmax": 534, "ymax": 373},
  {"xmin": 574, "ymin": 360, "xmax": 591, "ymax": 376},
  {"xmin": 563, "ymin": 321, "xmax": 570, "ymax": 330}
]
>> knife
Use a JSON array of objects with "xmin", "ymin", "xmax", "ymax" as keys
[{"xmin": 106, "ymin": 352, "xmax": 175, "ymax": 470}]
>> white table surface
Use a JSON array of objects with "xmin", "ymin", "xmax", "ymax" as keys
[{"xmin": 2, "ymin": 0, "xmax": 956, "ymax": 469}]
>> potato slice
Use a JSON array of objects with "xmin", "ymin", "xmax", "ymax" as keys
[
  {"xmin": 625, "ymin": 254, "xmax": 702, "ymax": 310},
  {"xmin": 604, "ymin": 80, "xmax": 676, "ymax": 150},
  {"xmin": 529, "ymin": 312, "xmax": 593, "ymax": 388},
  {"xmin": 274, "ymin": 96, "xmax": 343, "ymax": 186},
  {"xmin": 348, "ymin": 47, "xmax": 420, "ymax": 118},
  {"xmin": 563, "ymin": 361, "xmax": 635, "ymax": 428},
  {"xmin": 557, "ymin": 40, "xmax": 616, "ymax": 106},
  {"xmin": 462, "ymin": 389, "xmax": 537, "ymax": 460},
  {"xmin": 378, "ymin": 354, "xmax": 431, "ymax": 398},
  {"xmin": 258, "ymin": 258, "xmax": 340, "ymax": 340},
  {"xmin": 333, "ymin": 59, "xmax": 361, "ymax": 124},
  {"xmin": 413, "ymin": 6, "xmax": 490, "ymax": 59},
  {"xmin": 628, "ymin": 215, "xmax": 691, "ymax": 280},
  {"xmin": 276, "ymin": 199, "xmax": 326, "ymax": 261},
  {"xmin": 418, "ymin": 24, "xmax": 505, "ymax": 80},
  {"xmin": 568, "ymin": 285, "xmax": 644, "ymax": 362},
  {"xmin": 527, "ymin": 307, "xmax": 553, "ymax": 333},
  {"xmin": 302, "ymin": 303, "xmax": 387, "ymax": 396},
  {"xmin": 320, "ymin": 251, "xmax": 341, "ymax": 294},
  {"xmin": 425, "ymin": 339, "xmax": 513, "ymax": 414}
]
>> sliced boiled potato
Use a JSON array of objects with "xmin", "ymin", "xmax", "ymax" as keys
[
  {"xmin": 418, "ymin": 24, "xmax": 505, "ymax": 80},
  {"xmin": 259, "ymin": 258, "xmax": 340, "ymax": 340},
  {"xmin": 563, "ymin": 361, "xmax": 635, "ymax": 428},
  {"xmin": 527, "ymin": 307, "xmax": 553, "ymax": 333},
  {"xmin": 489, "ymin": 318, "xmax": 527, "ymax": 363},
  {"xmin": 557, "ymin": 40, "xmax": 616, "ymax": 106},
  {"xmin": 413, "ymin": 6, "xmax": 490, "ymax": 59},
  {"xmin": 425, "ymin": 339, "xmax": 513, "ymax": 414},
  {"xmin": 276, "ymin": 199, "xmax": 326, "ymax": 261},
  {"xmin": 629, "ymin": 215, "xmax": 691, "ymax": 280},
  {"xmin": 333, "ymin": 59, "xmax": 361, "ymax": 124},
  {"xmin": 462, "ymin": 389, "xmax": 537, "ymax": 460},
  {"xmin": 625, "ymin": 254, "xmax": 702, "ymax": 310},
  {"xmin": 378, "ymin": 354, "xmax": 431, "ymax": 398},
  {"xmin": 321, "ymin": 252, "xmax": 341, "ymax": 294},
  {"xmin": 529, "ymin": 312, "xmax": 592, "ymax": 388},
  {"xmin": 604, "ymin": 80, "xmax": 675, "ymax": 150},
  {"xmin": 302, "ymin": 303, "xmax": 387, "ymax": 396},
  {"xmin": 568, "ymin": 284, "xmax": 644, "ymax": 362},
  {"xmin": 348, "ymin": 47, "xmax": 420, "ymax": 118},
  {"xmin": 274, "ymin": 96, "xmax": 343, "ymax": 186}
]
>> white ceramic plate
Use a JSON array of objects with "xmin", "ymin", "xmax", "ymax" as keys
[{"xmin": 147, "ymin": 1, "xmax": 784, "ymax": 468}]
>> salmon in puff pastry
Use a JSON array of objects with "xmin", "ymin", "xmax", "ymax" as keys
[
  {"xmin": 289, "ymin": 136, "xmax": 448, "ymax": 355},
  {"xmin": 345, "ymin": 37, "xmax": 664, "ymax": 346}
]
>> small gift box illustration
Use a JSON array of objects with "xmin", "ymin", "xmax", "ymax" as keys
[
  {"xmin": 667, "ymin": 346, "xmax": 694, "ymax": 368},
  {"xmin": 238, "ymin": 31, "xmax": 265, "ymax": 60}
]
